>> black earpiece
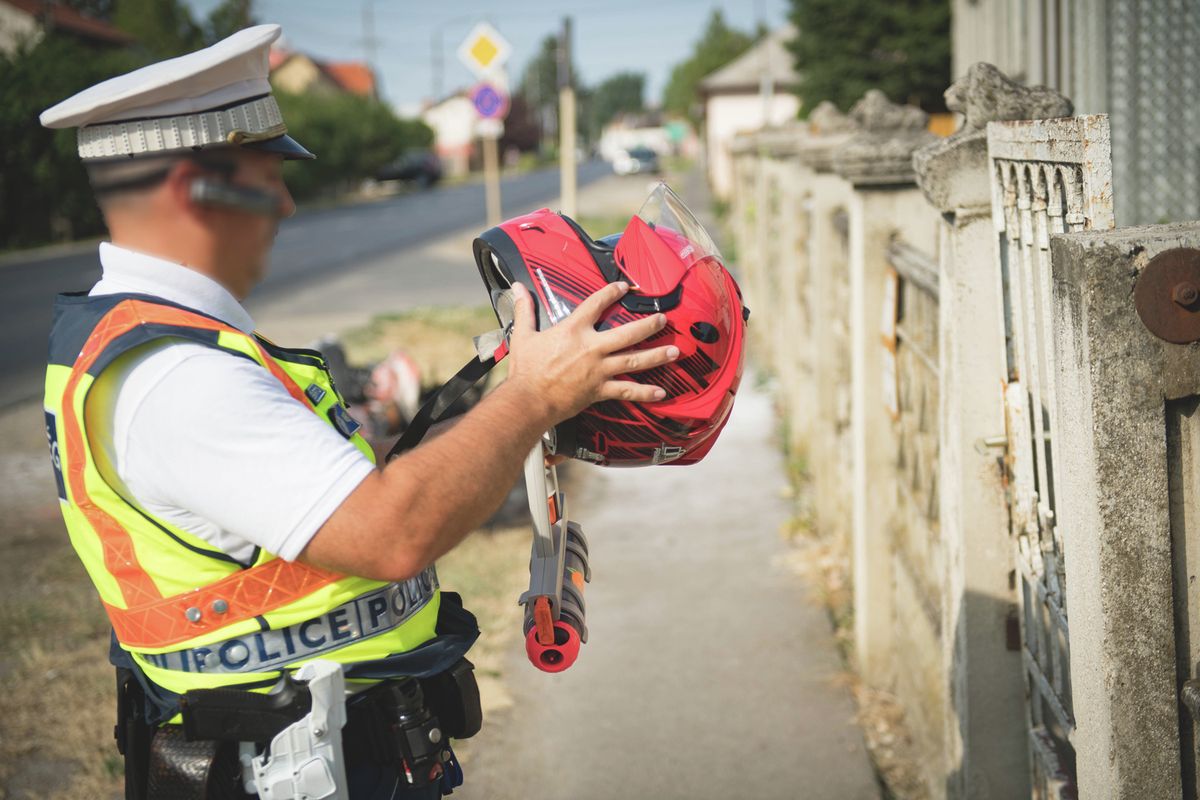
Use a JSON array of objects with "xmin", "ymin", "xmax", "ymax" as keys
[{"xmin": 189, "ymin": 178, "xmax": 281, "ymax": 216}]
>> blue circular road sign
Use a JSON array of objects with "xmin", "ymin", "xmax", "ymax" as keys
[{"xmin": 471, "ymin": 83, "xmax": 509, "ymax": 120}]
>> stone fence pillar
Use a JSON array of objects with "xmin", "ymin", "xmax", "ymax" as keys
[
  {"xmin": 757, "ymin": 126, "xmax": 812, "ymax": 458},
  {"xmin": 912, "ymin": 63, "xmax": 1072, "ymax": 799},
  {"xmin": 794, "ymin": 105, "xmax": 858, "ymax": 549},
  {"xmin": 1050, "ymin": 224, "xmax": 1200, "ymax": 798},
  {"xmin": 831, "ymin": 91, "xmax": 938, "ymax": 686}
]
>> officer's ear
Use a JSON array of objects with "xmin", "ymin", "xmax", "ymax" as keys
[{"xmin": 166, "ymin": 158, "xmax": 206, "ymax": 217}]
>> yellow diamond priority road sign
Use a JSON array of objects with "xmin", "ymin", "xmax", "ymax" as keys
[{"xmin": 457, "ymin": 22, "xmax": 511, "ymax": 78}]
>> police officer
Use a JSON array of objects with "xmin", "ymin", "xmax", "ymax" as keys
[{"xmin": 40, "ymin": 24, "xmax": 678, "ymax": 799}]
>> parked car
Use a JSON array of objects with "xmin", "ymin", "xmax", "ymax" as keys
[
  {"xmin": 375, "ymin": 150, "xmax": 442, "ymax": 187},
  {"xmin": 612, "ymin": 146, "xmax": 660, "ymax": 176}
]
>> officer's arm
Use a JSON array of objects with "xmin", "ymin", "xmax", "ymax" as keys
[{"xmin": 300, "ymin": 282, "xmax": 678, "ymax": 581}]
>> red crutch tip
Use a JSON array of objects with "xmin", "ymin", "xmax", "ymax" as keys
[{"xmin": 525, "ymin": 620, "xmax": 581, "ymax": 673}]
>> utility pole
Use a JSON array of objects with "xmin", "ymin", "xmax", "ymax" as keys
[
  {"xmin": 482, "ymin": 127, "xmax": 501, "ymax": 226},
  {"xmin": 361, "ymin": 0, "xmax": 381, "ymax": 86},
  {"xmin": 756, "ymin": 0, "xmax": 774, "ymax": 125},
  {"xmin": 557, "ymin": 16, "xmax": 577, "ymax": 218},
  {"xmin": 431, "ymin": 27, "xmax": 443, "ymax": 100}
]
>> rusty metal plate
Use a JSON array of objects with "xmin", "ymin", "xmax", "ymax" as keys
[{"xmin": 1134, "ymin": 248, "xmax": 1200, "ymax": 344}]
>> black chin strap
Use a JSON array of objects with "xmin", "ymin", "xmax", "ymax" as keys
[{"xmin": 386, "ymin": 331, "xmax": 509, "ymax": 461}]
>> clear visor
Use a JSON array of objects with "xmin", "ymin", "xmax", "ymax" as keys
[{"xmin": 635, "ymin": 182, "xmax": 723, "ymax": 263}]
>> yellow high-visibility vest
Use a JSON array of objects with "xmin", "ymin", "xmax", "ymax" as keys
[{"xmin": 44, "ymin": 292, "xmax": 445, "ymax": 698}]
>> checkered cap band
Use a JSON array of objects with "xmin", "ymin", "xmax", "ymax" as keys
[{"xmin": 77, "ymin": 95, "xmax": 286, "ymax": 160}]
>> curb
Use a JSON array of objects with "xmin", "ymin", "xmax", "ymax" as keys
[{"xmin": 0, "ymin": 238, "xmax": 102, "ymax": 270}]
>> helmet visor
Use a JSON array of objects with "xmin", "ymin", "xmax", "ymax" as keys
[{"xmin": 635, "ymin": 182, "xmax": 722, "ymax": 264}]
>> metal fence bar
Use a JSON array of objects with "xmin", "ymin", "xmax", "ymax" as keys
[{"xmin": 987, "ymin": 114, "xmax": 1114, "ymax": 799}]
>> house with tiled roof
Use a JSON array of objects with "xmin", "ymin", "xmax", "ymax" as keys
[
  {"xmin": 270, "ymin": 49, "xmax": 378, "ymax": 100},
  {"xmin": 699, "ymin": 24, "xmax": 801, "ymax": 199},
  {"xmin": 0, "ymin": 0, "xmax": 134, "ymax": 55}
]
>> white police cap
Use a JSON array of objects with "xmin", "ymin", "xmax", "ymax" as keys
[{"xmin": 39, "ymin": 24, "xmax": 313, "ymax": 161}]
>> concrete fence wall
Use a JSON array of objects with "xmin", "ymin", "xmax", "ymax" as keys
[{"xmin": 731, "ymin": 62, "xmax": 1200, "ymax": 799}]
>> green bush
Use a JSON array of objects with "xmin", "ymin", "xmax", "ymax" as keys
[{"xmin": 274, "ymin": 91, "xmax": 433, "ymax": 201}]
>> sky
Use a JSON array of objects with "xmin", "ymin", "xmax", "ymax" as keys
[{"xmin": 184, "ymin": 0, "xmax": 790, "ymax": 115}]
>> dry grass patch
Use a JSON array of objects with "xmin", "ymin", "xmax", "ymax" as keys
[
  {"xmin": 0, "ymin": 305, "xmax": 531, "ymax": 799},
  {"xmin": 340, "ymin": 309, "xmax": 536, "ymax": 765},
  {"xmin": 0, "ymin": 516, "xmax": 122, "ymax": 800},
  {"xmin": 433, "ymin": 525, "xmax": 528, "ymax": 769},
  {"xmin": 340, "ymin": 305, "xmax": 500, "ymax": 385}
]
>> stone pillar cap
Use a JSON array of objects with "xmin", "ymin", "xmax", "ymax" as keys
[
  {"xmin": 913, "ymin": 63, "xmax": 1074, "ymax": 212},
  {"xmin": 832, "ymin": 89, "xmax": 935, "ymax": 187}
]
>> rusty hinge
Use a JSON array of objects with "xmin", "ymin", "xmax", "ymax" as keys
[{"xmin": 1134, "ymin": 247, "xmax": 1200, "ymax": 344}]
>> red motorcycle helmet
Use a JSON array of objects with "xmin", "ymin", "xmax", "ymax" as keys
[{"xmin": 473, "ymin": 183, "xmax": 748, "ymax": 467}]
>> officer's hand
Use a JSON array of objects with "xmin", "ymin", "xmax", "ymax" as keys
[{"xmin": 505, "ymin": 281, "xmax": 679, "ymax": 424}]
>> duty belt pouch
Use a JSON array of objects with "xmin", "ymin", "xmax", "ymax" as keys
[
  {"xmin": 419, "ymin": 656, "xmax": 482, "ymax": 740},
  {"xmin": 145, "ymin": 726, "xmax": 243, "ymax": 800}
]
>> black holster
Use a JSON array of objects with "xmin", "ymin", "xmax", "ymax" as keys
[
  {"xmin": 118, "ymin": 667, "xmax": 247, "ymax": 800},
  {"xmin": 115, "ymin": 667, "xmax": 153, "ymax": 800},
  {"xmin": 420, "ymin": 657, "xmax": 482, "ymax": 741}
]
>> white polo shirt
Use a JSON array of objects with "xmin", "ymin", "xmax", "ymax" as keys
[{"xmin": 85, "ymin": 242, "xmax": 375, "ymax": 564}]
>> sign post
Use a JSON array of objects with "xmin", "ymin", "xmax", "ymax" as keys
[
  {"xmin": 557, "ymin": 17, "xmax": 576, "ymax": 218},
  {"xmin": 459, "ymin": 23, "xmax": 512, "ymax": 227}
]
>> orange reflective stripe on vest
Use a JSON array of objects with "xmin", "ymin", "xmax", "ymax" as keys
[{"xmin": 61, "ymin": 298, "xmax": 345, "ymax": 649}]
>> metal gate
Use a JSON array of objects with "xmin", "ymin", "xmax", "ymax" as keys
[{"xmin": 986, "ymin": 115, "xmax": 1115, "ymax": 799}]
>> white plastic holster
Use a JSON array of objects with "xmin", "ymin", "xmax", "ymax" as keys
[{"xmin": 239, "ymin": 660, "xmax": 350, "ymax": 800}]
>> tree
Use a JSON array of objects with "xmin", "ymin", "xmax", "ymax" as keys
[
  {"xmin": 788, "ymin": 0, "xmax": 950, "ymax": 113},
  {"xmin": 0, "ymin": 34, "xmax": 144, "ymax": 247},
  {"xmin": 205, "ymin": 0, "xmax": 257, "ymax": 44},
  {"xmin": 113, "ymin": 0, "xmax": 202, "ymax": 58},
  {"xmin": 274, "ymin": 91, "xmax": 433, "ymax": 200},
  {"xmin": 516, "ymin": 33, "xmax": 582, "ymax": 151},
  {"xmin": 500, "ymin": 93, "xmax": 542, "ymax": 154},
  {"xmin": 588, "ymin": 71, "xmax": 645, "ymax": 138},
  {"xmin": 662, "ymin": 10, "xmax": 754, "ymax": 125},
  {"xmin": 61, "ymin": 0, "xmax": 115, "ymax": 18}
]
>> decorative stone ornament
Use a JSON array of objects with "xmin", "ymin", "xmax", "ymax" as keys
[
  {"xmin": 755, "ymin": 123, "xmax": 811, "ymax": 159},
  {"xmin": 833, "ymin": 89, "xmax": 935, "ymax": 187},
  {"xmin": 795, "ymin": 101, "xmax": 860, "ymax": 173},
  {"xmin": 807, "ymin": 101, "xmax": 858, "ymax": 136},
  {"xmin": 913, "ymin": 63, "xmax": 1073, "ymax": 212},
  {"xmin": 945, "ymin": 62, "xmax": 1073, "ymax": 134}
]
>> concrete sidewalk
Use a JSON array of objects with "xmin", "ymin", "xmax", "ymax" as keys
[
  {"xmin": 342, "ymin": 168, "xmax": 879, "ymax": 799},
  {"xmin": 456, "ymin": 382, "xmax": 879, "ymax": 800}
]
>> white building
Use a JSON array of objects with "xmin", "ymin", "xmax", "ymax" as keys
[
  {"xmin": 421, "ymin": 92, "xmax": 477, "ymax": 178},
  {"xmin": 700, "ymin": 24, "xmax": 801, "ymax": 200}
]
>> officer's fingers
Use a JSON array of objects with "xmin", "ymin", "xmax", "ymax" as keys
[
  {"xmin": 569, "ymin": 281, "xmax": 629, "ymax": 326},
  {"xmin": 598, "ymin": 379, "xmax": 668, "ymax": 404},
  {"xmin": 596, "ymin": 313, "xmax": 667, "ymax": 351},
  {"xmin": 603, "ymin": 345, "xmax": 680, "ymax": 376},
  {"xmin": 510, "ymin": 282, "xmax": 536, "ymax": 335}
]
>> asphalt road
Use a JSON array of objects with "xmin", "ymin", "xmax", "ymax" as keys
[{"xmin": 0, "ymin": 161, "xmax": 610, "ymax": 410}]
